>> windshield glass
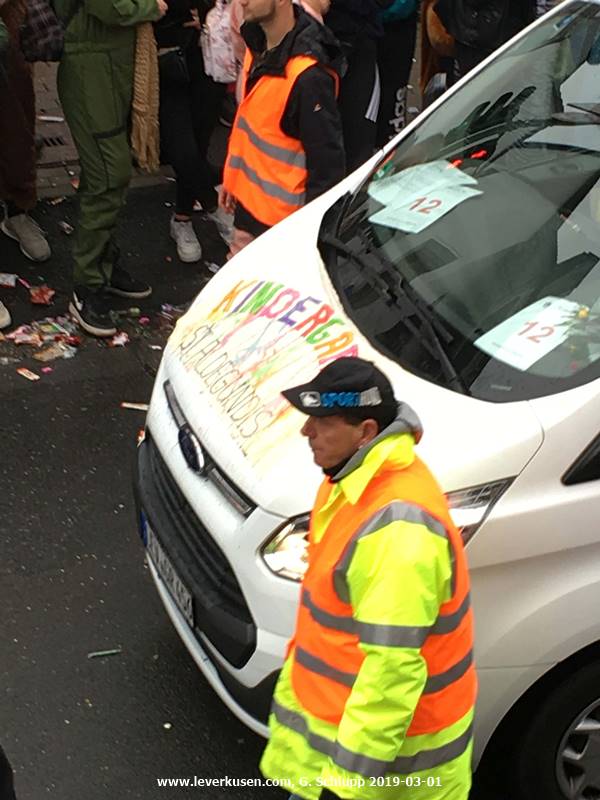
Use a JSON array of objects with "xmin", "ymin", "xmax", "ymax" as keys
[{"xmin": 325, "ymin": 1, "xmax": 600, "ymax": 401}]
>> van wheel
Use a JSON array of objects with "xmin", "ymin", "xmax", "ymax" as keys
[{"xmin": 510, "ymin": 662, "xmax": 600, "ymax": 800}]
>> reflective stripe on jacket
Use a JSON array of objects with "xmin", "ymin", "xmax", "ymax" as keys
[
  {"xmin": 261, "ymin": 416, "xmax": 477, "ymax": 799},
  {"xmin": 222, "ymin": 50, "xmax": 314, "ymax": 228}
]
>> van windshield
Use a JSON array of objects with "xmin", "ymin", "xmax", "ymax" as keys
[{"xmin": 325, "ymin": 1, "xmax": 600, "ymax": 401}]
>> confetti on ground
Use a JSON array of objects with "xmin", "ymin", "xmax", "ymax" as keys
[
  {"xmin": 32, "ymin": 342, "xmax": 76, "ymax": 362},
  {"xmin": 29, "ymin": 285, "xmax": 55, "ymax": 305},
  {"xmin": 58, "ymin": 221, "xmax": 74, "ymax": 235},
  {"xmin": 16, "ymin": 368, "xmax": 40, "ymax": 381},
  {"xmin": 113, "ymin": 307, "xmax": 140, "ymax": 319},
  {"xmin": 0, "ymin": 273, "xmax": 17, "ymax": 288},
  {"xmin": 7, "ymin": 327, "xmax": 43, "ymax": 346},
  {"xmin": 33, "ymin": 343, "xmax": 65, "ymax": 362},
  {"xmin": 87, "ymin": 648, "xmax": 122, "ymax": 660},
  {"xmin": 108, "ymin": 331, "xmax": 130, "ymax": 347}
]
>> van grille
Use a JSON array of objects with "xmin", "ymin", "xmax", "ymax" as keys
[
  {"xmin": 137, "ymin": 433, "xmax": 256, "ymax": 667},
  {"xmin": 163, "ymin": 381, "xmax": 256, "ymax": 517}
]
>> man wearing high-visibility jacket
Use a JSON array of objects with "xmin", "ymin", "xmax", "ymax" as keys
[
  {"xmin": 261, "ymin": 357, "xmax": 477, "ymax": 800},
  {"xmin": 220, "ymin": 0, "xmax": 345, "ymax": 258}
]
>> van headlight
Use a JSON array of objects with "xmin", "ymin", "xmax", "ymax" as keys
[
  {"xmin": 262, "ymin": 514, "xmax": 310, "ymax": 581},
  {"xmin": 446, "ymin": 478, "xmax": 513, "ymax": 544},
  {"xmin": 261, "ymin": 479, "xmax": 512, "ymax": 577}
]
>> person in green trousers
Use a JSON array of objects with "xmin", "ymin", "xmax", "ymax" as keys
[{"xmin": 54, "ymin": 0, "xmax": 167, "ymax": 337}]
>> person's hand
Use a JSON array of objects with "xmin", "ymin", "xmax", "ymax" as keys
[
  {"xmin": 219, "ymin": 186, "xmax": 236, "ymax": 215},
  {"xmin": 184, "ymin": 8, "xmax": 201, "ymax": 29},
  {"xmin": 156, "ymin": 0, "xmax": 168, "ymax": 18}
]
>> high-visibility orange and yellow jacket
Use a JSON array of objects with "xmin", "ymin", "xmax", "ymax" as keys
[{"xmin": 261, "ymin": 404, "xmax": 477, "ymax": 800}]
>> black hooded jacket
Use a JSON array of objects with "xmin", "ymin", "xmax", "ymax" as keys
[
  {"xmin": 326, "ymin": 0, "xmax": 395, "ymax": 43},
  {"xmin": 235, "ymin": 7, "xmax": 346, "ymax": 237},
  {"xmin": 435, "ymin": 0, "xmax": 535, "ymax": 51},
  {"xmin": 154, "ymin": 0, "xmax": 212, "ymax": 48}
]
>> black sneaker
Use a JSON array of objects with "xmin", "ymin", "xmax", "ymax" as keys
[
  {"xmin": 106, "ymin": 266, "xmax": 152, "ymax": 299},
  {"xmin": 69, "ymin": 288, "xmax": 117, "ymax": 338}
]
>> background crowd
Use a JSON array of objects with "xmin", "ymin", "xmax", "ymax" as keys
[{"xmin": 0, "ymin": 0, "xmax": 559, "ymax": 336}]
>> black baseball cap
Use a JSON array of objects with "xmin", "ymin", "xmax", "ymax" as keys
[{"xmin": 282, "ymin": 357, "xmax": 398, "ymax": 426}]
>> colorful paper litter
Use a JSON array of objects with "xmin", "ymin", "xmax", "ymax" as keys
[
  {"xmin": 16, "ymin": 368, "xmax": 40, "ymax": 381},
  {"xmin": 0, "ymin": 273, "xmax": 17, "ymax": 288},
  {"xmin": 29, "ymin": 285, "xmax": 56, "ymax": 305}
]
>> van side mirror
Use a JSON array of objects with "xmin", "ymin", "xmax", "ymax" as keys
[{"xmin": 562, "ymin": 433, "xmax": 600, "ymax": 485}]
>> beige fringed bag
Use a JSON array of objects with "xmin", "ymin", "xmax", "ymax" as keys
[{"xmin": 131, "ymin": 22, "xmax": 160, "ymax": 173}]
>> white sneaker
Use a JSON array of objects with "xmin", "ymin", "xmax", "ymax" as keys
[
  {"xmin": 1, "ymin": 213, "xmax": 51, "ymax": 262},
  {"xmin": 0, "ymin": 300, "xmax": 11, "ymax": 330},
  {"xmin": 206, "ymin": 207, "xmax": 234, "ymax": 245},
  {"xmin": 170, "ymin": 215, "xmax": 202, "ymax": 263}
]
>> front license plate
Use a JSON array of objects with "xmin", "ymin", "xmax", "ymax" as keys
[{"xmin": 147, "ymin": 527, "xmax": 194, "ymax": 628}]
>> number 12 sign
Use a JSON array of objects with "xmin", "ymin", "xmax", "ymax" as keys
[
  {"xmin": 475, "ymin": 296, "xmax": 582, "ymax": 371},
  {"xmin": 367, "ymin": 160, "xmax": 482, "ymax": 234},
  {"xmin": 369, "ymin": 182, "xmax": 482, "ymax": 233}
]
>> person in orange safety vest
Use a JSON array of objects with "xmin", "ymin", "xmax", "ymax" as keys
[
  {"xmin": 220, "ymin": 0, "xmax": 346, "ymax": 259},
  {"xmin": 260, "ymin": 357, "xmax": 477, "ymax": 800}
]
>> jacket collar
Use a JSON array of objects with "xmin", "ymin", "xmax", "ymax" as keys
[{"xmin": 323, "ymin": 402, "xmax": 424, "ymax": 507}]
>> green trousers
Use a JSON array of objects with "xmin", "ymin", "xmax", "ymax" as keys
[{"xmin": 57, "ymin": 47, "xmax": 134, "ymax": 289}]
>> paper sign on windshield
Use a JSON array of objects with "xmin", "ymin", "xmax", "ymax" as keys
[
  {"xmin": 474, "ymin": 296, "xmax": 582, "ymax": 371},
  {"xmin": 367, "ymin": 160, "xmax": 481, "ymax": 234}
]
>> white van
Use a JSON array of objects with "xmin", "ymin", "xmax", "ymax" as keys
[{"xmin": 135, "ymin": 3, "xmax": 600, "ymax": 798}]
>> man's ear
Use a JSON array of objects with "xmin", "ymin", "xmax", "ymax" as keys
[{"xmin": 360, "ymin": 418, "xmax": 379, "ymax": 446}]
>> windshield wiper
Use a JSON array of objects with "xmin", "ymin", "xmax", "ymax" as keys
[
  {"xmin": 552, "ymin": 109, "xmax": 600, "ymax": 125},
  {"xmin": 568, "ymin": 102, "xmax": 600, "ymax": 118},
  {"xmin": 320, "ymin": 232, "xmax": 468, "ymax": 395}
]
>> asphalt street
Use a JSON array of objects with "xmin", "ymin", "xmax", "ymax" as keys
[{"xmin": 0, "ymin": 184, "xmax": 501, "ymax": 800}]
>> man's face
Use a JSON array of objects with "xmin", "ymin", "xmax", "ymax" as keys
[
  {"xmin": 240, "ymin": 0, "xmax": 278, "ymax": 23},
  {"xmin": 301, "ymin": 415, "xmax": 375, "ymax": 470}
]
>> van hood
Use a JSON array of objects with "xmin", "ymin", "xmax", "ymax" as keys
[{"xmin": 162, "ymin": 200, "xmax": 544, "ymax": 518}]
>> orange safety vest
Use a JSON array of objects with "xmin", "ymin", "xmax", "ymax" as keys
[
  {"xmin": 290, "ymin": 455, "xmax": 477, "ymax": 737},
  {"xmin": 223, "ymin": 50, "xmax": 327, "ymax": 228}
]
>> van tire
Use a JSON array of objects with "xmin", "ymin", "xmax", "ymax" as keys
[{"xmin": 510, "ymin": 661, "xmax": 600, "ymax": 800}]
